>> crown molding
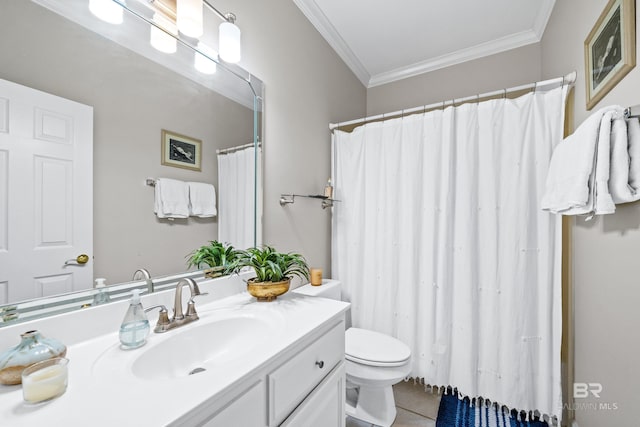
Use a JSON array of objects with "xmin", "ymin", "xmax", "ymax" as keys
[
  {"xmin": 294, "ymin": 0, "xmax": 556, "ymax": 88},
  {"xmin": 532, "ymin": 0, "xmax": 556, "ymax": 39},
  {"xmin": 292, "ymin": 0, "xmax": 370, "ymax": 86},
  {"xmin": 368, "ymin": 29, "xmax": 542, "ymax": 88}
]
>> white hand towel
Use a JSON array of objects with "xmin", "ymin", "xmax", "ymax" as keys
[
  {"xmin": 154, "ymin": 178, "xmax": 189, "ymax": 219},
  {"xmin": 541, "ymin": 105, "xmax": 622, "ymax": 216},
  {"xmin": 188, "ymin": 181, "xmax": 217, "ymax": 218},
  {"xmin": 609, "ymin": 117, "xmax": 640, "ymax": 203}
]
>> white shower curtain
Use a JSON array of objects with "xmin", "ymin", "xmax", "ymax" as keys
[
  {"xmin": 217, "ymin": 145, "xmax": 260, "ymax": 249},
  {"xmin": 332, "ymin": 86, "xmax": 568, "ymax": 419}
]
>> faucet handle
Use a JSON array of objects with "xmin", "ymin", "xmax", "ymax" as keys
[
  {"xmin": 185, "ymin": 299, "xmax": 199, "ymax": 319},
  {"xmin": 145, "ymin": 305, "xmax": 170, "ymax": 332}
]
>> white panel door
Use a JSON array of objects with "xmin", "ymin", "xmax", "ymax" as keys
[{"xmin": 0, "ymin": 78, "xmax": 93, "ymax": 304}]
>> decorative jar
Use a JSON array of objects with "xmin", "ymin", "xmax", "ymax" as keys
[{"xmin": 0, "ymin": 330, "xmax": 67, "ymax": 385}]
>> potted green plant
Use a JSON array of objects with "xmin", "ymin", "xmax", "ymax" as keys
[
  {"xmin": 186, "ymin": 241, "xmax": 240, "ymax": 278},
  {"xmin": 227, "ymin": 246, "xmax": 310, "ymax": 301}
]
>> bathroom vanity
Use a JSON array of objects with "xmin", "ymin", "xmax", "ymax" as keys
[{"xmin": 0, "ymin": 274, "xmax": 350, "ymax": 426}]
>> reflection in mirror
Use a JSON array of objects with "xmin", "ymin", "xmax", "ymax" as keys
[{"xmin": 0, "ymin": 0, "xmax": 263, "ymax": 322}]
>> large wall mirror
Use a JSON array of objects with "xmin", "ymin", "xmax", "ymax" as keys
[{"xmin": 0, "ymin": 0, "xmax": 263, "ymax": 322}]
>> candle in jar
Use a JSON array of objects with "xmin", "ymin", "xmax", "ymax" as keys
[
  {"xmin": 310, "ymin": 268, "xmax": 322, "ymax": 286},
  {"xmin": 22, "ymin": 358, "xmax": 68, "ymax": 403}
]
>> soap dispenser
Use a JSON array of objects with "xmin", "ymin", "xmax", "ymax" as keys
[
  {"xmin": 93, "ymin": 278, "xmax": 111, "ymax": 305},
  {"xmin": 119, "ymin": 289, "xmax": 150, "ymax": 349}
]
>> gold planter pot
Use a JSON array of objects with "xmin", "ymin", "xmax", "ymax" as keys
[{"xmin": 247, "ymin": 278, "xmax": 291, "ymax": 302}]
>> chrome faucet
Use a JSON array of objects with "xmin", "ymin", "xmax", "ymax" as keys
[
  {"xmin": 148, "ymin": 278, "xmax": 206, "ymax": 333},
  {"xmin": 173, "ymin": 278, "xmax": 203, "ymax": 321}
]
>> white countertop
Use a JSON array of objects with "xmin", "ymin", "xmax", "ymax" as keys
[{"xmin": 0, "ymin": 285, "xmax": 349, "ymax": 426}]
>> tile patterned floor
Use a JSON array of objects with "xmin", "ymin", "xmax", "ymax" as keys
[{"xmin": 345, "ymin": 381, "xmax": 441, "ymax": 427}]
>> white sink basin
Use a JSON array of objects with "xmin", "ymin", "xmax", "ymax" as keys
[
  {"xmin": 92, "ymin": 308, "xmax": 284, "ymax": 382},
  {"xmin": 133, "ymin": 314, "xmax": 276, "ymax": 380}
]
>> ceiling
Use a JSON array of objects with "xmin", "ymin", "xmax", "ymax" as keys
[{"xmin": 293, "ymin": 0, "xmax": 556, "ymax": 88}]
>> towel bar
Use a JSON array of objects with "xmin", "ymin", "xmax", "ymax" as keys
[{"xmin": 624, "ymin": 105, "xmax": 640, "ymax": 119}]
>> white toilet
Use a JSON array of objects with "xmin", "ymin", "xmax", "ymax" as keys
[{"xmin": 293, "ymin": 280, "xmax": 412, "ymax": 427}]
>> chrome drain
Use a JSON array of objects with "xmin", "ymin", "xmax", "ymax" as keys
[{"xmin": 189, "ymin": 367, "xmax": 206, "ymax": 375}]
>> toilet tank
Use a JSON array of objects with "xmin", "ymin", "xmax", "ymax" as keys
[{"xmin": 292, "ymin": 279, "xmax": 342, "ymax": 300}]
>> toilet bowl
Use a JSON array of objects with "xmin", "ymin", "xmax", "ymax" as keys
[{"xmin": 293, "ymin": 280, "xmax": 412, "ymax": 427}]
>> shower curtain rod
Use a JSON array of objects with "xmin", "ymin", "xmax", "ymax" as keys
[
  {"xmin": 329, "ymin": 71, "xmax": 577, "ymax": 131},
  {"xmin": 216, "ymin": 142, "xmax": 261, "ymax": 155}
]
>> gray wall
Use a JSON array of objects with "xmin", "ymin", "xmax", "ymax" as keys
[
  {"xmin": 542, "ymin": 1, "xmax": 640, "ymax": 425},
  {"xmin": 366, "ymin": 44, "xmax": 542, "ymax": 115},
  {"xmin": 0, "ymin": 1, "xmax": 253, "ymax": 284},
  {"xmin": 216, "ymin": 0, "xmax": 367, "ymax": 277}
]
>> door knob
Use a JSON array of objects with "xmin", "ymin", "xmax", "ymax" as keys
[{"xmin": 64, "ymin": 254, "xmax": 89, "ymax": 266}]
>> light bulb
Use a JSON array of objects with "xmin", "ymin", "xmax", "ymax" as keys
[
  {"xmin": 150, "ymin": 13, "xmax": 177, "ymax": 54},
  {"xmin": 89, "ymin": 0, "xmax": 124, "ymax": 25},
  {"xmin": 219, "ymin": 21, "xmax": 241, "ymax": 63},
  {"xmin": 177, "ymin": 0, "xmax": 203, "ymax": 38},
  {"xmin": 195, "ymin": 43, "xmax": 218, "ymax": 75}
]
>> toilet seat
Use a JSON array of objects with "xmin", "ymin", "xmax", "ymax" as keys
[{"xmin": 345, "ymin": 328, "xmax": 411, "ymax": 367}]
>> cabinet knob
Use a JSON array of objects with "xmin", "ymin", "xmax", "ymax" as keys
[{"xmin": 315, "ymin": 360, "xmax": 324, "ymax": 369}]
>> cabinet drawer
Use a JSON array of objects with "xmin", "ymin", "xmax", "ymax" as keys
[{"xmin": 268, "ymin": 321, "xmax": 344, "ymax": 426}]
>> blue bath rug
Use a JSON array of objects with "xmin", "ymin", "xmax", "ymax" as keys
[{"xmin": 436, "ymin": 392, "xmax": 550, "ymax": 427}]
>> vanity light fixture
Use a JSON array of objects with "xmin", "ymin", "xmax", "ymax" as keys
[
  {"xmin": 150, "ymin": 12, "xmax": 178, "ymax": 54},
  {"xmin": 194, "ymin": 42, "xmax": 217, "ymax": 74},
  {"xmin": 89, "ymin": 0, "xmax": 125, "ymax": 25},
  {"xmin": 89, "ymin": 0, "xmax": 241, "ymax": 64},
  {"xmin": 218, "ymin": 13, "xmax": 241, "ymax": 63},
  {"xmin": 152, "ymin": 0, "xmax": 241, "ymax": 63}
]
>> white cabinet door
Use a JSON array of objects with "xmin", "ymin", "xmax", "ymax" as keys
[
  {"xmin": 281, "ymin": 362, "xmax": 346, "ymax": 427},
  {"xmin": 0, "ymin": 78, "xmax": 93, "ymax": 303}
]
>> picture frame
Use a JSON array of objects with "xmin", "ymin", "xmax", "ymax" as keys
[
  {"xmin": 161, "ymin": 129, "xmax": 202, "ymax": 172},
  {"xmin": 584, "ymin": 0, "xmax": 636, "ymax": 110}
]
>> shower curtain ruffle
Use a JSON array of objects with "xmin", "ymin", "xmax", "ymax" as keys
[{"xmin": 404, "ymin": 378, "xmax": 557, "ymax": 426}]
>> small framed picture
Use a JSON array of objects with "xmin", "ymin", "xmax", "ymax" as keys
[
  {"xmin": 584, "ymin": 0, "xmax": 635, "ymax": 110},
  {"xmin": 161, "ymin": 129, "xmax": 202, "ymax": 172}
]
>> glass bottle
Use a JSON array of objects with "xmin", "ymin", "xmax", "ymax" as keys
[{"xmin": 0, "ymin": 330, "xmax": 67, "ymax": 385}]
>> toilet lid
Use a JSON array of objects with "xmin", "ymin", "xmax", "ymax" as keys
[{"xmin": 345, "ymin": 328, "xmax": 411, "ymax": 367}]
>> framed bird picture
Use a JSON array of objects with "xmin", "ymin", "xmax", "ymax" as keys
[
  {"xmin": 584, "ymin": 0, "xmax": 636, "ymax": 110},
  {"xmin": 161, "ymin": 129, "xmax": 202, "ymax": 172}
]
